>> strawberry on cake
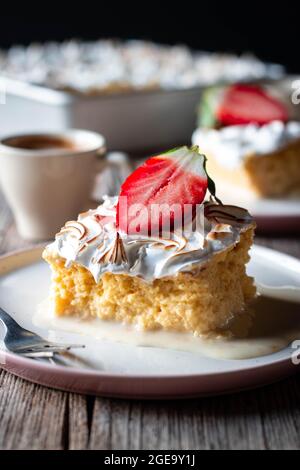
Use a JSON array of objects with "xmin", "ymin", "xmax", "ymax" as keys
[
  {"xmin": 193, "ymin": 84, "xmax": 300, "ymax": 198},
  {"xmin": 43, "ymin": 146, "xmax": 256, "ymax": 337}
]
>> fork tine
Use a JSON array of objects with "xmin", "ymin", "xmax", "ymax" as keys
[
  {"xmin": 16, "ymin": 344, "xmax": 85, "ymax": 355},
  {"xmin": 32, "ymin": 353, "xmax": 77, "ymax": 368},
  {"xmin": 50, "ymin": 344, "xmax": 86, "ymax": 350},
  {"xmin": 20, "ymin": 351, "xmax": 56, "ymax": 359},
  {"xmin": 21, "ymin": 351, "xmax": 81, "ymax": 368},
  {"xmin": 0, "ymin": 306, "xmax": 86, "ymax": 360}
]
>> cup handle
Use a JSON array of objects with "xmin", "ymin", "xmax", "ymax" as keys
[{"xmin": 95, "ymin": 146, "xmax": 108, "ymax": 173}]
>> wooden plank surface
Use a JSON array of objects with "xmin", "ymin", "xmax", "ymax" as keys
[{"xmin": 0, "ymin": 190, "xmax": 300, "ymax": 450}]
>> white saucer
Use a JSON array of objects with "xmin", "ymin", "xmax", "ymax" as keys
[{"xmin": 0, "ymin": 245, "xmax": 299, "ymax": 399}]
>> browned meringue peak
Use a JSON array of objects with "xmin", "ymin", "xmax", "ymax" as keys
[
  {"xmin": 127, "ymin": 232, "xmax": 188, "ymax": 253},
  {"xmin": 57, "ymin": 221, "xmax": 87, "ymax": 240},
  {"xmin": 204, "ymin": 201, "xmax": 253, "ymax": 227},
  {"xmin": 57, "ymin": 220, "xmax": 104, "ymax": 257},
  {"xmin": 78, "ymin": 234, "xmax": 104, "ymax": 254},
  {"xmin": 213, "ymin": 223, "xmax": 233, "ymax": 232},
  {"xmin": 207, "ymin": 231, "xmax": 231, "ymax": 241},
  {"xmin": 206, "ymin": 223, "xmax": 233, "ymax": 241},
  {"xmin": 162, "ymin": 231, "xmax": 206, "ymax": 260},
  {"xmin": 98, "ymin": 233, "xmax": 128, "ymax": 266}
]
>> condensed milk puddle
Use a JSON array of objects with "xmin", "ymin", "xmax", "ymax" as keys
[{"xmin": 34, "ymin": 295, "xmax": 300, "ymax": 361}]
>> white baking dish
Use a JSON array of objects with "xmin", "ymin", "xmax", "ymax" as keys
[
  {"xmin": 3, "ymin": 74, "xmax": 295, "ymax": 153},
  {"xmin": 1, "ymin": 78, "xmax": 204, "ymax": 152}
]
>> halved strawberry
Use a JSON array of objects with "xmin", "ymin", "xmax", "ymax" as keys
[
  {"xmin": 117, "ymin": 146, "xmax": 210, "ymax": 235},
  {"xmin": 217, "ymin": 84, "xmax": 289, "ymax": 126}
]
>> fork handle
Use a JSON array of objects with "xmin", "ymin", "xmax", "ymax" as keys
[{"xmin": 0, "ymin": 307, "xmax": 23, "ymax": 332}]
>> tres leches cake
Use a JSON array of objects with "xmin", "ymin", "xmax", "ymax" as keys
[
  {"xmin": 193, "ymin": 84, "xmax": 300, "ymax": 198},
  {"xmin": 43, "ymin": 146, "xmax": 256, "ymax": 337}
]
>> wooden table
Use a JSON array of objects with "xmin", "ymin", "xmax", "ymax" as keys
[{"xmin": 1, "ymin": 191, "xmax": 300, "ymax": 451}]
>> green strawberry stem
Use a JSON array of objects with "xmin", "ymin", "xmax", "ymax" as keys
[
  {"xmin": 204, "ymin": 160, "xmax": 222, "ymax": 205},
  {"xmin": 191, "ymin": 146, "xmax": 222, "ymax": 205}
]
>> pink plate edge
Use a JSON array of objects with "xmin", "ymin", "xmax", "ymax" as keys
[{"xmin": 1, "ymin": 350, "xmax": 298, "ymax": 399}]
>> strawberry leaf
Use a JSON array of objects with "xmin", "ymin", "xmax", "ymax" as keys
[{"xmin": 203, "ymin": 155, "xmax": 222, "ymax": 205}]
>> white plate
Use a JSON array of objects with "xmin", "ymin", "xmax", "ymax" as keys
[
  {"xmin": 0, "ymin": 245, "xmax": 300, "ymax": 399},
  {"xmin": 216, "ymin": 185, "xmax": 300, "ymax": 232}
]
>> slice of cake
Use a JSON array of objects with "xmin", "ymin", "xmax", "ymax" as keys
[
  {"xmin": 194, "ymin": 84, "xmax": 300, "ymax": 198},
  {"xmin": 43, "ymin": 146, "xmax": 256, "ymax": 336},
  {"xmin": 193, "ymin": 121, "xmax": 300, "ymax": 198}
]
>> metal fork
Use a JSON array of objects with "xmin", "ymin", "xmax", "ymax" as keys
[{"xmin": 0, "ymin": 307, "xmax": 85, "ymax": 359}]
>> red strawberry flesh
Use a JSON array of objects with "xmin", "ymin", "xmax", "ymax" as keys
[
  {"xmin": 217, "ymin": 84, "xmax": 289, "ymax": 127},
  {"xmin": 117, "ymin": 147, "xmax": 208, "ymax": 235}
]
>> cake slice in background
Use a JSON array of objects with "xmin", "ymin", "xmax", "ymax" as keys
[
  {"xmin": 193, "ymin": 84, "xmax": 300, "ymax": 198},
  {"xmin": 43, "ymin": 146, "xmax": 256, "ymax": 337}
]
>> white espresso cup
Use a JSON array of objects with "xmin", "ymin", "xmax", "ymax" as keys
[{"xmin": 0, "ymin": 130, "xmax": 106, "ymax": 240}]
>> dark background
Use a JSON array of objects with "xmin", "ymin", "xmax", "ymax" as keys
[{"xmin": 0, "ymin": 13, "xmax": 299, "ymax": 73}]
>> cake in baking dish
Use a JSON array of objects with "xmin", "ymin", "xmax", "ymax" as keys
[
  {"xmin": 43, "ymin": 146, "xmax": 256, "ymax": 336},
  {"xmin": 193, "ymin": 84, "xmax": 300, "ymax": 198}
]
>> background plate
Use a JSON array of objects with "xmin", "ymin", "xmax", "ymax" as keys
[{"xmin": 217, "ymin": 186, "xmax": 300, "ymax": 233}]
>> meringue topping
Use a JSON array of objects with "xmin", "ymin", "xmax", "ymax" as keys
[
  {"xmin": 97, "ymin": 233, "xmax": 128, "ymax": 266},
  {"xmin": 47, "ymin": 196, "xmax": 254, "ymax": 282},
  {"xmin": 58, "ymin": 221, "xmax": 87, "ymax": 240}
]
